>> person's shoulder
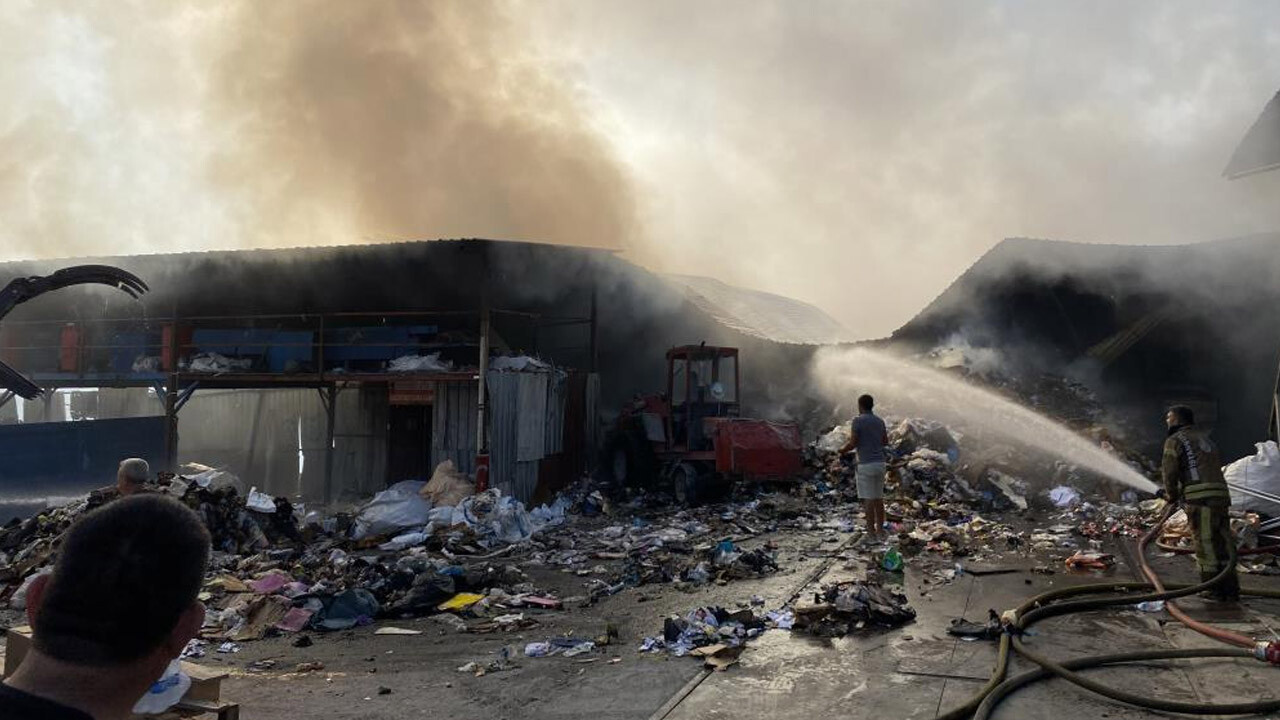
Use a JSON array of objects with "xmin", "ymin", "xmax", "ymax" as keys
[{"xmin": 0, "ymin": 684, "xmax": 93, "ymax": 720}]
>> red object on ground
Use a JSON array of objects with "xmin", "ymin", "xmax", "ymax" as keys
[
  {"xmin": 713, "ymin": 419, "xmax": 803, "ymax": 479},
  {"xmin": 475, "ymin": 453, "xmax": 490, "ymax": 492}
]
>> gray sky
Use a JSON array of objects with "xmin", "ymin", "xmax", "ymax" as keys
[{"xmin": 2, "ymin": 1, "xmax": 1279, "ymax": 337}]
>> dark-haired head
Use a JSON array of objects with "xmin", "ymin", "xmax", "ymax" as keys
[
  {"xmin": 858, "ymin": 394, "xmax": 874, "ymax": 413},
  {"xmin": 28, "ymin": 494, "xmax": 210, "ymax": 666},
  {"xmin": 1166, "ymin": 405, "xmax": 1195, "ymax": 429}
]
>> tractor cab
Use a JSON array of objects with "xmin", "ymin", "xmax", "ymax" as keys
[{"xmin": 666, "ymin": 345, "xmax": 740, "ymax": 452}]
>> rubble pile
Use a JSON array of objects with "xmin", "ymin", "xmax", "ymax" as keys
[
  {"xmin": 639, "ymin": 606, "xmax": 773, "ymax": 670},
  {"xmin": 794, "ymin": 580, "xmax": 916, "ymax": 636}
]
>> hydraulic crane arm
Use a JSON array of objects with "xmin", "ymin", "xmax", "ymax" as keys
[{"xmin": 0, "ymin": 265, "xmax": 148, "ymax": 399}]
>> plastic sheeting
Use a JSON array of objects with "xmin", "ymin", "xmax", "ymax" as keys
[
  {"xmin": 352, "ymin": 480, "xmax": 433, "ymax": 538},
  {"xmin": 1225, "ymin": 441, "xmax": 1280, "ymax": 516}
]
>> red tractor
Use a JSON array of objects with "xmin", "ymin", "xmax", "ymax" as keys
[{"xmin": 607, "ymin": 345, "xmax": 804, "ymax": 504}]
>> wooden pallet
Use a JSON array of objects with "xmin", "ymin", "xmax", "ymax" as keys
[{"xmin": 4, "ymin": 625, "xmax": 239, "ymax": 719}]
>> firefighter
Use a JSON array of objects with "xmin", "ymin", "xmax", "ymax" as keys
[{"xmin": 1161, "ymin": 405, "xmax": 1239, "ymax": 602}]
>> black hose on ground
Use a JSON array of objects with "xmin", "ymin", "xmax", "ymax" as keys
[
  {"xmin": 937, "ymin": 509, "xmax": 1280, "ymax": 720},
  {"xmin": 972, "ymin": 647, "xmax": 1258, "ymax": 719}
]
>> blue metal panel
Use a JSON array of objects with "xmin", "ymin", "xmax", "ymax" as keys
[
  {"xmin": 109, "ymin": 331, "xmax": 158, "ymax": 372},
  {"xmin": 191, "ymin": 329, "xmax": 314, "ymax": 372},
  {"xmin": 0, "ymin": 416, "xmax": 165, "ymax": 496},
  {"xmin": 322, "ymin": 326, "xmax": 439, "ymax": 364}
]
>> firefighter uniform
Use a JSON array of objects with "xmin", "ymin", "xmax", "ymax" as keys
[{"xmin": 1161, "ymin": 424, "xmax": 1239, "ymax": 600}]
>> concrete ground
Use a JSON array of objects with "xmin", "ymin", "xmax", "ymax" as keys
[
  {"xmin": 188, "ymin": 523, "xmax": 1280, "ymax": 720},
  {"xmin": 4, "ymin": 516, "xmax": 1278, "ymax": 719}
]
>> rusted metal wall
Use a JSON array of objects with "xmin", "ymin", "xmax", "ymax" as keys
[
  {"xmin": 431, "ymin": 380, "xmax": 478, "ymax": 476},
  {"xmin": 176, "ymin": 388, "xmax": 328, "ymax": 500},
  {"xmin": 331, "ymin": 386, "xmax": 388, "ymax": 502}
]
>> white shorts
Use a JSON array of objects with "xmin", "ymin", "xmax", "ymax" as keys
[{"xmin": 856, "ymin": 462, "xmax": 886, "ymax": 500}]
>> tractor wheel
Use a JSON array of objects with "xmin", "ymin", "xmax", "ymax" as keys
[{"xmin": 672, "ymin": 462, "xmax": 701, "ymax": 506}]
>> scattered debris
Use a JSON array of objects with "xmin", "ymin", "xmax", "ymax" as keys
[
  {"xmin": 375, "ymin": 627, "xmax": 424, "ymax": 636},
  {"xmin": 1064, "ymin": 551, "xmax": 1115, "ymax": 571}
]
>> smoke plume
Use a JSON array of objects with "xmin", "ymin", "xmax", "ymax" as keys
[
  {"xmin": 3, "ymin": 1, "xmax": 1280, "ymax": 339},
  {"xmin": 0, "ymin": 1, "xmax": 637, "ymax": 257}
]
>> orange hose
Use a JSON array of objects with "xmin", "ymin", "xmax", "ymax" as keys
[{"xmin": 1139, "ymin": 505, "xmax": 1255, "ymax": 649}]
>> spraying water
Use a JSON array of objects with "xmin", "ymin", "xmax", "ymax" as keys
[{"xmin": 811, "ymin": 346, "xmax": 1157, "ymax": 493}]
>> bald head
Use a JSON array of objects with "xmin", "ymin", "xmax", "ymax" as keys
[{"xmin": 117, "ymin": 458, "xmax": 149, "ymax": 496}]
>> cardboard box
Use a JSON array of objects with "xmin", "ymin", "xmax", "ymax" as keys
[{"xmin": 4, "ymin": 626, "xmax": 236, "ymax": 718}]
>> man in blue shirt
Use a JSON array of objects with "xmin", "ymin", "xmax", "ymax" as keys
[{"xmin": 839, "ymin": 394, "xmax": 889, "ymax": 541}]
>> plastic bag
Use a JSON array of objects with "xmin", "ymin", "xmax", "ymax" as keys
[
  {"xmin": 421, "ymin": 461, "xmax": 473, "ymax": 508},
  {"xmin": 1048, "ymin": 486, "xmax": 1081, "ymax": 507},
  {"xmin": 181, "ymin": 464, "xmax": 242, "ymax": 492},
  {"xmin": 817, "ymin": 424, "xmax": 852, "ymax": 454},
  {"xmin": 315, "ymin": 589, "xmax": 380, "ymax": 630},
  {"xmin": 352, "ymin": 480, "xmax": 432, "ymax": 539},
  {"xmin": 489, "ymin": 496, "xmax": 536, "ymax": 543},
  {"xmin": 379, "ymin": 531, "xmax": 429, "ymax": 551},
  {"xmin": 9, "ymin": 569, "xmax": 51, "ymax": 610},
  {"xmin": 529, "ymin": 496, "xmax": 569, "ymax": 529},
  {"xmin": 246, "ymin": 487, "xmax": 276, "ymax": 514},
  {"xmin": 132, "ymin": 659, "xmax": 191, "ymax": 714},
  {"xmin": 1225, "ymin": 441, "xmax": 1280, "ymax": 515}
]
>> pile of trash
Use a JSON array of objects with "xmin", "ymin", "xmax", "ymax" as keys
[
  {"xmin": 387, "ymin": 353, "xmax": 453, "ymax": 373},
  {"xmin": 185, "ymin": 352, "xmax": 254, "ymax": 373},
  {"xmin": 195, "ymin": 545, "xmax": 563, "ymax": 642},
  {"xmin": 639, "ymin": 606, "xmax": 772, "ymax": 671},
  {"xmin": 0, "ymin": 499, "xmax": 88, "ymax": 588},
  {"xmin": 794, "ymin": 580, "xmax": 916, "ymax": 636},
  {"xmin": 519, "ymin": 493, "xmax": 799, "ymax": 602},
  {"xmin": 638, "ymin": 584, "xmax": 912, "ymax": 671},
  {"xmin": 0, "ymin": 459, "xmax": 576, "ymax": 634}
]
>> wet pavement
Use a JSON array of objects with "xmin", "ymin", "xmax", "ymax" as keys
[
  {"xmin": 657, "ymin": 537, "xmax": 1280, "ymax": 720},
  {"xmin": 5, "ymin": 516, "xmax": 1278, "ymax": 719}
]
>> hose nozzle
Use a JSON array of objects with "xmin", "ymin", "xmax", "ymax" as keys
[
  {"xmin": 1254, "ymin": 641, "xmax": 1280, "ymax": 664},
  {"xmin": 1000, "ymin": 609, "xmax": 1019, "ymax": 629}
]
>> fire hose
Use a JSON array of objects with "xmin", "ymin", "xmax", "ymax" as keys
[
  {"xmin": 1156, "ymin": 480, "xmax": 1280, "ymax": 555},
  {"xmin": 936, "ymin": 504, "xmax": 1280, "ymax": 719}
]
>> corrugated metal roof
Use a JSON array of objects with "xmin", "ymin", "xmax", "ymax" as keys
[
  {"xmin": 665, "ymin": 274, "xmax": 853, "ymax": 345},
  {"xmin": 1226, "ymin": 90, "xmax": 1280, "ymax": 179},
  {"xmin": 0, "ymin": 237, "xmax": 619, "ymax": 268}
]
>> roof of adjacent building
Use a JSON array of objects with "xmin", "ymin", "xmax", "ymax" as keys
[
  {"xmin": 1225, "ymin": 89, "xmax": 1280, "ymax": 179},
  {"xmin": 665, "ymin": 274, "xmax": 852, "ymax": 345}
]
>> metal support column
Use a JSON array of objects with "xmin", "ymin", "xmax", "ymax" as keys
[
  {"xmin": 1268, "ymin": 348, "xmax": 1280, "ymax": 442},
  {"xmin": 164, "ymin": 313, "xmax": 181, "ymax": 470},
  {"xmin": 322, "ymin": 384, "xmax": 337, "ymax": 505},
  {"xmin": 475, "ymin": 257, "xmax": 491, "ymax": 491},
  {"xmin": 164, "ymin": 384, "xmax": 179, "ymax": 470},
  {"xmin": 589, "ymin": 281, "xmax": 599, "ymax": 373}
]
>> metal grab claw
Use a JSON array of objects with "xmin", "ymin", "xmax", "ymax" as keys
[{"xmin": 0, "ymin": 265, "xmax": 149, "ymax": 399}]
